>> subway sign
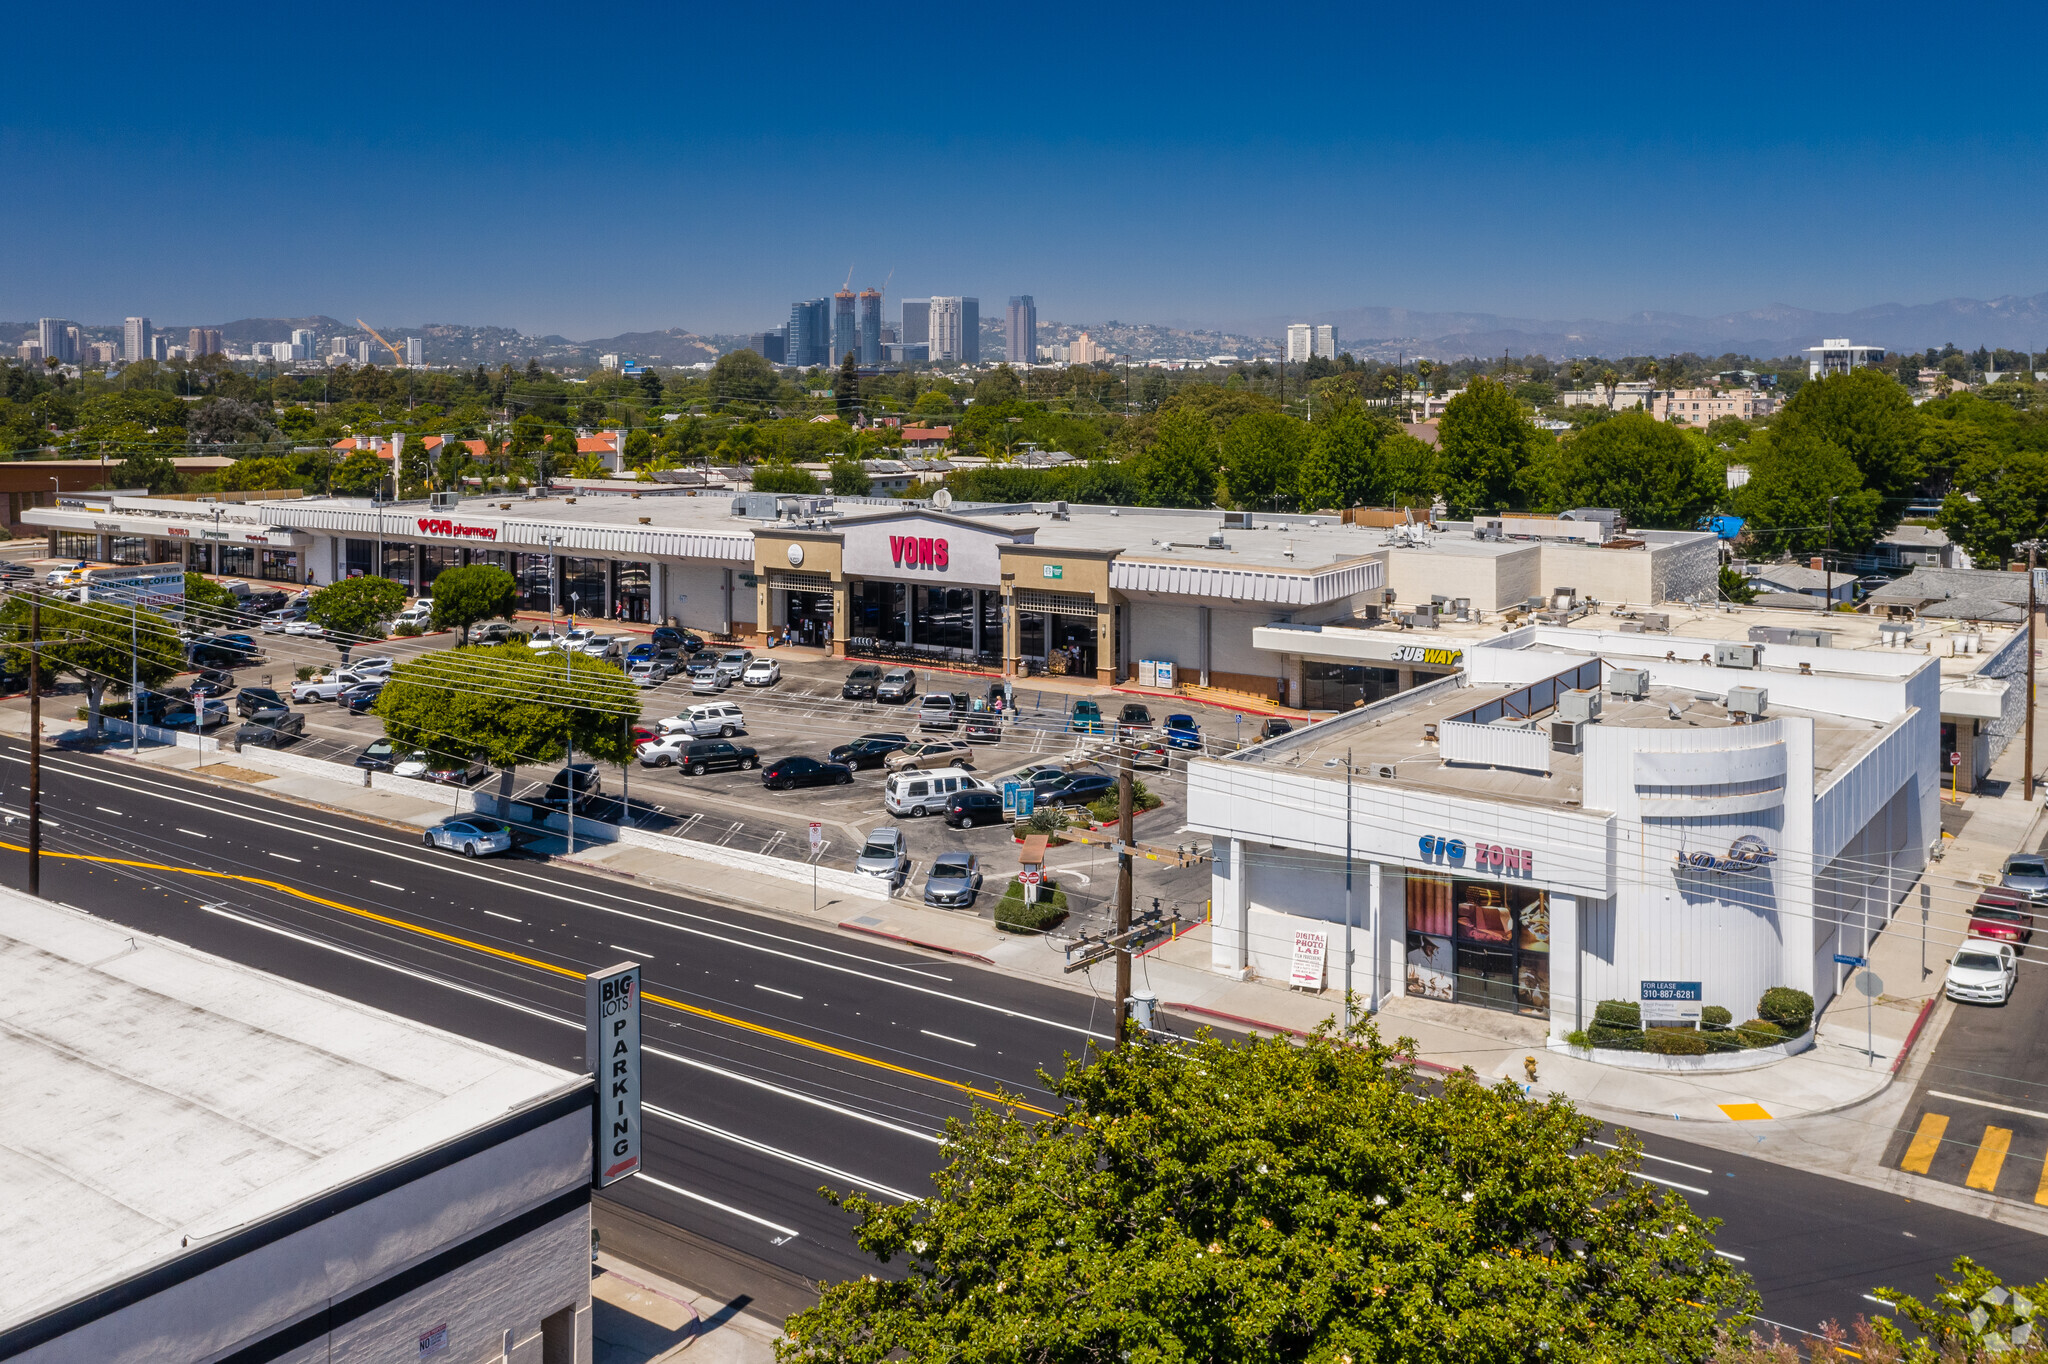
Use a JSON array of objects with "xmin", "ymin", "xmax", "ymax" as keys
[
  {"xmin": 1391, "ymin": 645, "xmax": 1464, "ymax": 666},
  {"xmin": 890, "ymin": 535, "xmax": 950, "ymax": 570}
]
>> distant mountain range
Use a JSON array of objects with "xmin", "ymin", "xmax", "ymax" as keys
[{"xmin": 9, "ymin": 291, "xmax": 2047, "ymax": 368}]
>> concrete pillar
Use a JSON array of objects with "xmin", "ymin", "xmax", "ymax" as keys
[
  {"xmin": 831, "ymin": 578, "xmax": 850, "ymax": 658},
  {"xmin": 1199, "ymin": 605, "xmax": 1212, "ymax": 687},
  {"xmin": 971, "ymin": 588, "xmax": 983, "ymax": 659},
  {"xmin": 1211, "ymin": 837, "xmax": 1250, "ymax": 978},
  {"xmin": 1367, "ymin": 861, "xmax": 1384, "ymax": 1013},
  {"xmin": 1396, "ymin": 665, "xmax": 1416, "ymax": 691},
  {"xmin": 1548, "ymin": 893, "xmax": 1580, "ymax": 1042},
  {"xmin": 1002, "ymin": 592, "xmax": 1018, "ymax": 676},
  {"xmin": 96, "ymin": 533, "xmax": 110, "ymax": 560}
]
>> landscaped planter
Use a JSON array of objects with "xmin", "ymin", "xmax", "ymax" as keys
[{"xmin": 1548, "ymin": 1029, "xmax": 1814, "ymax": 1072}]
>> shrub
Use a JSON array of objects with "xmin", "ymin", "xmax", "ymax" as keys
[
  {"xmin": 1085, "ymin": 777, "xmax": 1165, "ymax": 825},
  {"xmin": 393, "ymin": 621, "xmax": 424, "ymax": 637},
  {"xmin": 996, "ymin": 876, "xmax": 1068, "ymax": 934},
  {"xmin": 1734, "ymin": 1018, "xmax": 1786, "ymax": 1049},
  {"xmin": 1643, "ymin": 1028, "xmax": 1712, "ymax": 1056},
  {"xmin": 295, "ymin": 664, "xmax": 318, "ymax": 681},
  {"xmin": 1564, "ymin": 1029, "xmax": 1592, "ymax": 1049},
  {"xmin": 1026, "ymin": 806, "xmax": 1068, "ymax": 835},
  {"xmin": 1701, "ymin": 1005, "xmax": 1733, "ymax": 1031},
  {"xmin": 1593, "ymin": 1000, "xmax": 1641, "ymax": 1029},
  {"xmin": 1587, "ymin": 1024, "xmax": 1644, "ymax": 1051},
  {"xmin": 505, "ymin": 630, "xmax": 529, "ymax": 645},
  {"xmin": 1757, "ymin": 987, "xmax": 1814, "ymax": 1036}
]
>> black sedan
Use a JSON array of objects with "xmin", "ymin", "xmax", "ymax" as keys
[
  {"xmin": 236, "ymin": 686, "xmax": 291, "ymax": 718},
  {"xmin": 355, "ymin": 738, "xmax": 398, "ymax": 771},
  {"xmin": 761, "ymin": 756, "xmax": 854, "ymax": 790},
  {"xmin": 342, "ymin": 682, "xmax": 385, "ymax": 715},
  {"xmin": 829, "ymin": 735, "xmax": 911, "ymax": 770},
  {"xmin": 1034, "ymin": 771, "xmax": 1117, "ymax": 806},
  {"xmin": 188, "ymin": 668, "xmax": 237, "ymax": 698}
]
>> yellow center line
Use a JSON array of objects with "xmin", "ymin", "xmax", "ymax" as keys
[{"xmin": 11, "ymin": 839, "xmax": 1052, "ymax": 1117}]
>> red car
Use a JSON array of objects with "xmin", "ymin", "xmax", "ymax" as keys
[{"xmin": 1968, "ymin": 888, "xmax": 2036, "ymax": 945}]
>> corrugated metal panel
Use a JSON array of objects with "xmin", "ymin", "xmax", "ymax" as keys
[
  {"xmin": 1108, "ymin": 556, "xmax": 1379, "ymax": 606},
  {"xmin": 264, "ymin": 504, "xmax": 754, "ymax": 561},
  {"xmin": 1439, "ymin": 720, "xmax": 1551, "ymax": 774}
]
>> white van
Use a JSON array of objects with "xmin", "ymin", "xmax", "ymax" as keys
[
  {"xmin": 884, "ymin": 766, "xmax": 988, "ymax": 818},
  {"xmin": 661, "ymin": 702, "xmax": 746, "ymax": 738}
]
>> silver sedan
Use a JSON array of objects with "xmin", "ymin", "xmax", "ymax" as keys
[{"xmin": 421, "ymin": 815, "xmax": 514, "ymax": 858}]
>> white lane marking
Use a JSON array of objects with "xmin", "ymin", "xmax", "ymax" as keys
[
  {"xmin": 486, "ymin": 910, "xmax": 522, "ymax": 922},
  {"xmin": 1628, "ymin": 1170, "xmax": 1709, "ymax": 1196},
  {"xmin": 920, "ymin": 1029, "xmax": 976, "ymax": 1048},
  {"xmin": 612, "ymin": 945, "xmax": 653, "ymax": 959},
  {"xmin": 96, "ymin": 806, "xmax": 123, "ymax": 815},
  {"xmin": 268, "ymin": 853, "xmax": 301, "ymax": 863},
  {"xmin": 641, "ymin": 1044, "xmax": 941, "ymax": 1145},
  {"xmin": 755, "ymin": 984, "xmax": 803, "ymax": 1000},
  {"xmin": 631, "ymin": 1172, "xmax": 799, "ymax": 1239},
  {"xmin": 1715, "ymin": 1250, "xmax": 1747, "ymax": 1262},
  {"xmin": 1863, "ymin": 1295, "xmax": 1894, "ymax": 1311},
  {"xmin": 369, "ymin": 880, "xmax": 407, "ymax": 892},
  {"xmin": 1929, "ymin": 1090, "xmax": 2048, "ymax": 1122},
  {"xmin": 14, "ymin": 748, "xmax": 1108, "ymax": 1039},
  {"xmin": 175, "ymin": 828, "xmax": 208, "ymax": 838},
  {"xmin": 646, "ymin": 1103, "xmax": 921, "ymax": 1203},
  {"xmin": 1593, "ymin": 1140, "xmax": 1714, "ymax": 1174}
]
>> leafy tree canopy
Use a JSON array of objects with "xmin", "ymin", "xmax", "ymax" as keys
[
  {"xmin": 331, "ymin": 451, "xmax": 388, "ymax": 496},
  {"xmin": 1437, "ymin": 377, "xmax": 1537, "ymax": 517},
  {"xmin": 0, "ymin": 594, "xmax": 185, "ymax": 742},
  {"xmin": 1134, "ymin": 408, "xmax": 1218, "ymax": 508},
  {"xmin": 751, "ymin": 462, "xmax": 823, "ymax": 494},
  {"xmin": 307, "ymin": 575, "xmax": 405, "ymax": 657},
  {"xmin": 828, "ymin": 459, "xmax": 872, "ymax": 495},
  {"xmin": 1218, "ymin": 412, "xmax": 1306, "ymax": 511},
  {"xmin": 184, "ymin": 573, "xmax": 241, "ymax": 619},
  {"xmin": 1939, "ymin": 444, "xmax": 2048, "ymax": 567},
  {"xmin": 1773, "ymin": 368, "xmax": 1921, "ymax": 498},
  {"xmin": 374, "ymin": 643, "xmax": 638, "ymax": 769},
  {"xmin": 107, "ymin": 450, "xmax": 186, "ymax": 495},
  {"xmin": 1557, "ymin": 412, "xmax": 1722, "ymax": 529},
  {"xmin": 709, "ymin": 349, "xmax": 780, "ymax": 409},
  {"xmin": 1295, "ymin": 400, "xmax": 1396, "ymax": 511},
  {"xmin": 428, "ymin": 564, "xmax": 520, "ymax": 644},
  {"xmin": 1733, "ymin": 430, "xmax": 1887, "ymax": 557},
  {"xmin": 782, "ymin": 1021, "xmax": 1754, "ymax": 1363}
]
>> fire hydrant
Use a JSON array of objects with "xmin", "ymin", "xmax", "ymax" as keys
[{"xmin": 1523, "ymin": 1055, "xmax": 1539, "ymax": 1084}]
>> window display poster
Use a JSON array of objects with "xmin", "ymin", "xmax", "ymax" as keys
[
  {"xmin": 1290, "ymin": 929, "xmax": 1329, "ymax": 990},
  {"xmin": 1405, "ymin": 932, "xmax": 1455, "ymax": 1002}
]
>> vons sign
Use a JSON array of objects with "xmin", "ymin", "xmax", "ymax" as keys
[
  {"xmin": 416, "ymin": 517, "xmax": 499, "ymax": 541},
  {"xmin": 889, "ymin": 534, "xmax": 949, "ymax": 570}
]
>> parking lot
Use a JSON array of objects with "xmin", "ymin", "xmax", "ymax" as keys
[{"xmin": 146, "ymin": 615, "xmax": 1231, "ymax": 928}]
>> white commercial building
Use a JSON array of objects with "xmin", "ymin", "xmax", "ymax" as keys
[
  {"xmin": 1190, "ymin": 608, "xmax": 1976, "ymax": 1046},
  {"xmin": 1806, "ymin": 338, "xmax": 1886, "ymax": 378},
  {"xmin": 122, "ymin": 317, "xmax": 151, "ymax": 363},
  {"xmin": 0, "ymin": 891, "xmax": 597, "ymax": 1362}
]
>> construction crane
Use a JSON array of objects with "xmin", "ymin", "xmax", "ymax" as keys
[{"xmin": 356, "ymin": 318, "xmax": 407, "ymax": 367}]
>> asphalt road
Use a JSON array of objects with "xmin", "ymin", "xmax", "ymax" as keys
[{"xmin": 9, "ymin": 736, "xmax": 2048, "ymax": 1333}]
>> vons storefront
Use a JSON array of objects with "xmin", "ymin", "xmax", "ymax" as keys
[{"xmin": 749, "ymin": 510, "xmax": 1119, "ymax": 681}]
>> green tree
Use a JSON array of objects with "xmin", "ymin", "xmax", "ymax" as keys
[
  {"xmin": 1868, "ymin": 1256, "xmax": 2048, "ymax": 1361},
  {"xmin": 751, "ymin": 462, "xmax": 823, "ymax": 494},
  {"xmin": 1134, "ymin": 408, "xmax": 1217, "ymax": 507},
  {"xmin": 1295, "ymin": 400, "xmax": 1391, "ymax": 510},
  {"xmin": 569, "ymin": 452, "xmax": 610, "ymax": 479},
  {"xmin": 107, "ymin": 450, "xmax": 186, "ymax": 495},
  {"xmin": 0, "ymin": 594, "xmax": 185, "ymax": 742},
  {"xmin": 1940, "ymin": 445, "xmax": 2048, "ymax": 567},
  {"xmin": 307, "ymin": 575, "xmax": 406, "ymax": 662},
  {"xmin": 1773, "ymin": 368, "xmax": 1922, "ymax": 499},
  {"xmin": 638, "ymin": 367, "xmax": 664, "ymax": 408},
  {"xmin": 1218, "ymin": 412, "xmax": 1305, "ymax": 510},
  {"xmin": 1381, "ymin": 431, "xmax": 1440, "ymax": 506},
  {"xmin": 1557, "ymin": 412, "xmax": 1722, "ymax": 528},
  {"xmin": 374, "ymin": 643, "xmax": 638, "ymax": 778},
  {"xmin": 1733, "ymin": 431, "xmax": 1885, "ymax": 557},
  {"xmin": 836, "ymin": 353, "xmax": 861, "ymax": 417},
  {"xmin": 781, "ymin": 1020, "xmax": 1754, "ymax": 1362},
  {"xmin": 911, "ymin": 389, "xmax": 955, "ymax": 417},
  {"xmin": 330, "ymin": 451, "xmax": 388, "ymax": 496},
  {"xmin": 710, "ymin": 349, "xmax": 780, "ymax": 410},
  {"xmin": 217, "ymin": 456, "xmax": 304, "ymax": 493},
  {"xmin": 1717, "ymin": 566, "xmax": 1759, "ymax": 605},
  {"xmin": 183, "ymin": 573, "xmax": 241, "ymax": 621},
  {"xmin": 427, "ymin": 564, "xmax": 520, "ymax": 645},
  {"xmin": 1437, "ymin": 377, "xmax": 1537, "ymax": 517},
  {"xmin": 622, "ymin": 429, "xmax": 655, "ymax": 469},
  {"xmin": 973, "ymin": 365, "xmax": 1024, "ymax": 406},
  {"xmin": 828, "ymin": 459, "xmax": 873, "ymax": 495}
]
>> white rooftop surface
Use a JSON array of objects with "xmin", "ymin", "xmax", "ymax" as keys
[{"xmin": 0, "ymin": 893, "xmax": 583, "ymax": 1334}]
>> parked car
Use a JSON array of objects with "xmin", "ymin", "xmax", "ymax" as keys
[
  {"xmin": 355, "ymin": 738, "xmax": 399, "ymax": 771},
  {"xmin": 390, "ymin": 750, "xmax": 435, "ymax": 779},
  {"xmin": 156, "ymin": 696, "xmax": 231, "ymax": 730},
  {"xmin": 526, "ymin": 628, "xmax": 569, "ymax": 651},
  {"xmin": 421, "ymin": 753, "xmax": 489, "ymax": 785},
  {"xmin": 1947, "ymin": 939, "xmax": 2019, "ymax": 1004},
  {"xmin": 830, "ymin": 734, "xmax": 910, "ymax": 769},
  {"xmin": 471, "ymin": 621, "xmax": 520, "ymax": 645},
  {"xmin": 187, "ymin": 668, "xmax": 237, "ymax": 698},
  {"xmin": 579, "ymin": 633, "xmax": 628, "ymax": 663},
  {"xmin": 742, "ymin": 659, "xmax": 781, "ymax": 688},
  {"xmin": 712, "ymin": 649, "xmax": 754, "ymax": 683},
  {"xmin": 681, "ymin": 654, "xmax": 718, "ymax": 678},
  {"xmin": 642, "ymin": 737, "xmax": 758, "ymax": 774},
  {"xmin": 2001, "ymin": 853, "xmax": 2048, "ymax": 903},
  {"xmin": 342, "ymin": 656, "xmax": 395, "ymax": 680},
  {"xmin": 762, "ymin": 755, "xmax": 853, "ymax": 790},
  {"xmin": 923, "ymin": 851, "xmax": 983, "ymax": 908},
  {"xmin": 1258, "ymin": 718, "xmax": 1294, "ymax": 742},
  {"xmin": 1967, "ymin": 888, "xmax": 2035, "ymax": 945},
  {"xmin": 291, "ymin": 674, "xmax": 351, "ymax": 703},
  {"xmin": 541, "ymin": 763, "xmax": 604, "ymax": 812},
  {"xmin": 842, "ymin": 664, "xmax": 883, "ymax": 700},
  {"xmin": 629, "ymin": 660, "xmax": 672, "ymax": 688},
  {"xmin": 944, "ymin": 789, "xmax": 1005, "ymax": 828},
  {"xmin": 652, "ymin": 626, "xmax": 703, "ymax": 654},
  {"xmin": 235, "ymin": 711, "xmax": 305, "ymax": 748},
  {"xmin": 690, "ymin": 669, "xmax": 728, "ymax": 695},
  {"xmin": 1070, "ymin": 699, "xmax": 1105, "ymax": 734},
  {"xmin": 340, "ymin": 681, "xmax": 384, "ymax": 714},
  {"xmin": 885, "ymin": 739, "xmax": 976, "ymax": 772},
  {"xmin": 235, "ymin": 695, "xmax": 292, "ymax": 727},
  {"xmin": 394, "ymin": 598, "xmax": 434, "ymax": 628},
  {"xmin": 855, "ymin": 827, "xmax": 908, "ymax": 882},
  {"xmin": 1165, "ymin": 714, "xmax": 1202, "ymax": 750},
  {"xmin": 884, "ymin": 767, "xmax": 986, "ymax": 818},
  {"xmin": 283, "ymin": 618, "xmax": 326, "ymax": 637},
  {"xmin": 1034, "ymin": 770, "xmax": 1116, "ymax": 807},
  {"xmin": 963, "ymin": 713, "xmax": 1002, "ymax": 744},
  {"xmin": 261, "ymin": 605, "xmax": 309, "ymax": 633},
  {"xmin": 1012, "ymin": 763, "xmax": 1066, "ymax": 787},
  {"xmin": 421, "ymin": 814, "xmax": 514, "ymax": 858},
  {"xmin": 625, "ymin": 641, "xmax": 678, "ymax": 667},
  {"xmin": 236, "ymin": 686, "xmax": 290, "ymax": 718},
  {"xmin": 985, "ymin": 681, "xmax": 1011, "ymax": 714},
  {"xmin": 876, "ymin": 668, "xmax": 917, "ymax": 703},
  {"xmin": 918, "ymin": 694, "xmax": 960, "ymax": 730},
  {"xmin": 189, "ymin": 634, "xmax": 261, "ymax": 669},
  {"xmin": 1118, "ymin": 703, "xmax": 1153, "ymax": 735},
  {"xmin": 660, "ymin": 702, "xmax": 746, "ymax": 738}
]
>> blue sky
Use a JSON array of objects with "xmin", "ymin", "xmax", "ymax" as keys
[{"xmin": 7, "ymin": 3, "xmax": 2044, "ymax": 338}]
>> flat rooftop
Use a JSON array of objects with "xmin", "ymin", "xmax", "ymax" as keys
[
  {"xmin": 1233, "ymin": 674, "xmax": 1894, "ymax": 812},
  {"xmin": 0, "ymin": 894, "xmax": 583, "ymax": 1335}
]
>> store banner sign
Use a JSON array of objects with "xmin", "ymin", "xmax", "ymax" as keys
[
  {"xmin": 1640, "ymin": 979, "xmax": 1702, "ymax": 1025},
  {"xmin": 585, "ymin": 962, "xmax": 642, "ymax": 1186},
  {"xmin": 1289, "ymin": 929, "xmax": 1329, "ymax": 990}
]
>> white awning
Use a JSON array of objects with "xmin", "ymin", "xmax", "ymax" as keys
[
  {"xmin": 1110, "ymin": 555, "xmax": 1380, "ymax": 605},
  {"xmin": 22, "ymin": 507, "xmax": 313, "ymax": 547}
]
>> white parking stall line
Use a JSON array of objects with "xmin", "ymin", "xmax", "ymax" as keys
[
  {"xmin": 1627, "ymin": 1169, "xmax": 1709, "ymax": 1196},
  {"xmin": 1928, "ymin": 1090, "xmax": 2048, "ymax": 1122},
  {"xmin": 175, "ymin": 828, "xmax": 209, "ymax": 838},
  {"xmin": 716, "ymin": 821, "xmax": 744, "ymax": 846},
  {"xmin": 485, "ymin": 910, "xmax": 522, "ymax": 922},
  {"xmin": 269, "ymin": 853, "xmax": 301, "ymax": 863},
  {"xmin": 809, "ymin": 840, "xmax": 831, "ymax": 862},
  {"xmin": 676, "ymin": 812, "xmax": 703, "ymax": 836},
  {"xmin": 632, "ymin": 1172, "xmax": 800, "ymax": 1239},
  {"xmin": 760, "ymin": 830, "xmax": 787, "ymax": 856},
  {"xmin": 611, "ymin": 945, "xmax": 654, "ymax": 959},
  {"xmin": 95, "ymin": 806, "xmax": 123, "ymax": 815}
]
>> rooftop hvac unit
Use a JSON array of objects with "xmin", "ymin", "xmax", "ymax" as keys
[
  {"xmin": 1608, "ymin": 668, "xmax": 1650, "ymax": 700},
  {"xmin": 1550, "ymin": 719, "xmax": 1584, "ymax": 753},
  {"xmin": 1552, "ymin": 587, "xmax": 1577, "ymax": 610},
  {"xmin": 1052, "ymin": 501, "xmax": 1071, "ymax": 519},
  {"xmin": 1640, "ymin": 611, "xmax": 1670, "ymax": 632},
  {"xmin": 1726, "ymin": 685, "xmax": 1768, "ymax": 718},
  {"xmin": 1207, "ymin": 532, "xmax": 1227, "ymax": 549},
  {"xmin": 1556, "ymin": 689, "xmax": 1602, "ymax": 723},
  {"xmin": 1223, "ymin": 510, "xmax": 1252, "ymax": 529},
  {"xmin": 1713, "ymin": 642, "xmax": 1759, "ymax": 669},
  {"xmin": 1372, "ymin": 763, "xmax": 1399, "ymax": 779},
  {"xmin": 1787, "ymin": 629, "xmax": 1825, "ymax": 648},
  {"xmin": 429, "ymin": 491, "xmax": 459, "ymax": 509}
]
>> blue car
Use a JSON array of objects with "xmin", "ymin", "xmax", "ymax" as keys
[{"xmin": 1165, "ymin": 713, "xmax": 1201, "ymax": 750}]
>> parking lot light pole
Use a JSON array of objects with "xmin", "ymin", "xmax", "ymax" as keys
[
  {"xmin": 28, "ymin": 591, "xmax": 41, "ymax": 897},
  {"xmin": 1112, "ymin": 738, "xmax": 1134, "ymax": 1046}
]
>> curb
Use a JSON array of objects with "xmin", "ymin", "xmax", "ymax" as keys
[
  {"xmin": 1891, "ymin": 998, "xmax": 1938, "ymax": 1075},
  {"xmin": 1109, "ymin": 684, "xmax": 1308, "ymax": 722},
  {"xmin": 1160, "ymin": 1001, "xmax": 1460, "ymax": 1073},
  {"xmin": 837, "ymin": 919, "xmax": 996, "ymax": 965},
  {"xmin": 104, "ymin": 749, "xmax": 430, "ymax": 838}
]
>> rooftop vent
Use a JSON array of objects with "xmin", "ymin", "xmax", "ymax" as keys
[
  {"xmin": 1727, "ymin": 685, "xmax": 1768, "ymax": 719},
  {"xmin": 1608, "ymin": 668, "xmax": 1650, "ymax": 700},
  {"xmin": 1557, "ymin": 689, "xmax": 1601, "ymax": 724},
  {"xmin": 429, "ymin": 491, "xmax": 459, "ymax": 510},
  {"xmin": 1713, "ymin": 642, "xmax": 1759, "ymax": 669}
]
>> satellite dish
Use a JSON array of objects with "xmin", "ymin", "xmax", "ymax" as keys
[{"xmin": 933, "ymin": 488, "xmax": 954, "ymax": 509}]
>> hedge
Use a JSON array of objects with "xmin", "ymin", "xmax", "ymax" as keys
[
  {"xmin": 1735, "ymin": 1018, "xmax": 1786, "ymax": 1048},
  {"xmin": 1593, "ymin": 1000, "xmax": 1641, "ymax": 1029},
  {"xmin": 1758, "ymin": 987, "xmax": 1814, "ymax": 1036},
  {"xmin": 1701, "ymin": 1005, "xmax": 1733, "ymax": 1031},
  {"xmin": 1085, "ymin": 778, "xmax": 1165, "ymax": 826},
  {"xmin": 997, "ymin": 876, "xmax": 1068, "ymax": 934}
]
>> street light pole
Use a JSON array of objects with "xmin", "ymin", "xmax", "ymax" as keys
[
  {"xmin": 1343, "ymin": 747, "xmax": 1354, "ymax": 1031},
  {"xmin": 28, "ymin": 591, "xmax": 42, "ymax": 898},
  {"xmin": 2028, "ymin": 542, "xmax": 2039, "ymax": 802}
]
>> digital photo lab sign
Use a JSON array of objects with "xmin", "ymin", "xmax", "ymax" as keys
[{"xmin": 584, "ymin": 962, "xmax": 642, "ymax": 1187}]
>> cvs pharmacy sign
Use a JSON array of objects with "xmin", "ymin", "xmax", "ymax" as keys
[
  {"xmin": 416, "ymin": 518, "xmax": 499, "ymax": 540},
  {"xmin": 890, "ymin": 535, "xmax": 949, "ymax": 570}
]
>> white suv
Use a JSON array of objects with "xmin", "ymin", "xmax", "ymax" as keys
[{"xmin": 659, "ymin": 702, "xmax": 746, "ymax": 738}]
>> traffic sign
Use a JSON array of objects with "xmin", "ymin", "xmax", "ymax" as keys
[
  {"xmin": 1021, "ymin": 868, "xmax": 1042, "ymax": 886},
  {"xmin": 1951, "ymin": 751, "xmax": 1962, "ymax": 766},
  {"xmin": 1855, "ymin": 970, "xmax": 1886, "ymax": 998},
  {"xmin": 1833, "ymin": 953, "xmax": 1866, "ymax": 967},
  {"xmin": 807, "ymin": 821, "xmax": 822, "ymax": 853}
]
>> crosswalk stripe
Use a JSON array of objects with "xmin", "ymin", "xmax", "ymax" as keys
[
  {"xmin": 1967, "ymin": 1126, "xmax": 2014, "ymax": 1191},
  {"xmin": 2035, "ymin": 1154, "xmax": 2048, "ymax": 1206},
  {"xmin": 1902, "ymin": 1112, "xmax": 1949, "ymax": 1174}
]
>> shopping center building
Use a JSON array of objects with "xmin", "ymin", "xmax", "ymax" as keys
[
  {"xmin": 1184, "ymin": 603, "xmax": 2024, "ymax": 1041},
  {"xmin": 24, "ymin": 489, "xmax": 1722, "ymax": 706}
]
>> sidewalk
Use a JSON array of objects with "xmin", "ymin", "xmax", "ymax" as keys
[{"xmin": 590, "ymin": 1253, "xmax": 782, "ymax": 1364}]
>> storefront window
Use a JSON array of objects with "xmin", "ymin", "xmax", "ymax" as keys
[
  {"xmin": 1406, "ymin": 872, "xmax": 1549, "ymax": 1015},
  {"xmin": 259, "ymin": 548, "xmax": 301, "ymax": 583},
  {"xmin": 419, "ymin": 545, "xmax": 460, "ymax": 590},
  {"xmin": 185, "ymin": 542, "xmax": 213, "ymax": 573},
  {"xmin": 849, "ymin": 581, "xmax": 906, "ymax": 651},
  {"xmin": 784, "ymin": 590, "xmax": 833, "ymax": 645},
  {"xmin": 1303, "ymin": 662, "xmax": 1402, "ymax": 711},
  {"xmin": 563, "ymin": 557, "xmax": 608, "ymax": 618},
  {"xmin": 616, "ymin": 561, "xmax": 652, "ymax": 624},
  {"xmin": 514, "ymin": 554, "xmax": 555, "ymax": 612},
  {"xmin": 912, "ymin": 586, "xmax": 976, "ymax": 652},
  {"xmin": 107, "ymin": 536, "xmax": 149, "ymax": 565},
  {"xmin": 468, "ymin": 549, "xmax": 511, "ymax": 574},
  {"xmin": 219, "ymin": 544, "xmax": 256, "ymax": 578},
  {"xmin": 381, "ymin": 541, "xmax": 415, "ymax": 591},
  {"xmin": 55, "ymin": 533, "xmax": 96, "ymax": 561},
  {"xmin": 344, "ymin": 539, "xmax": 376, "ymax": 579}
]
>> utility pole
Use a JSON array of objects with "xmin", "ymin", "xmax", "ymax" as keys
[
  {"xmin": 2029, "ymin": 542, "xmax": 2039, "ymax": 801},
  {"xmin": 1112, "ymin": 737, "xmax": 1134, "ymax": 1046},
  {"xmin": 1824, "ymin": 494, "xmax": 1838, "ymax": 608},
  {"xmin": 1343, "ymin": 747, "xmax": 1354, "ymax": 1030},
  {"xmin": 130, "ymin": 592, "xmax": 140, "ymax": 759},
  {"xmin": 28, "ymin": 591, "xmax": 42, "ymax": 898}
]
